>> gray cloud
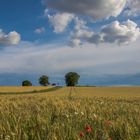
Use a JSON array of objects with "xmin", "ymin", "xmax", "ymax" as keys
[
  {"xmin": 122, "ymin": 0, "xmax": 140, "ymax": 17},
  {"xmin": 125, "ymin": 0, "xmax": 140, "ymax": 16},
  {"xmin": 0, "ymin": 29, "xmax": 21, "ymax": 46},
  {"xmin": 71, "ymin": 19, "xmax": 140, "ymax": 46},
  {"xmin": 44, "ymin": 0, "xmax": 126, "ymax": 20}
]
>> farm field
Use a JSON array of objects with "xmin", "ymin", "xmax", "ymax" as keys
[
  {"xmin": 0, "ymin": 86, "xmax": 52, "ymax": 93},
  {"xmin": 0, "ymin": 87, "xmax": 140, "ymax": 140}
]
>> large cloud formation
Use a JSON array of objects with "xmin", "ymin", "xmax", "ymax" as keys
[
  {"xmin": 0, "ymin": 41, "xmax": 140, "ymax": 75},
  {"xmin": 43, "ymin": 0, "xmax": 140, "ymax": 46},
  {"xmin": 0, "ymin": 29, "xmax": 21, "ymax": 46},
  {"xmin": 71, "ymin": 19, "xmax": 140, "ymax": 46},
  {"xmin": 44, "ymin": 0, "xmax": 126, "ymax": 20}
]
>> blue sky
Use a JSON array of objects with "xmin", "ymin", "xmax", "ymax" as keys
[
  {"xmin": 0, "ymin": 0, "xmax": 67, "ymax": 44},
  {"xmin": 0, "ymin": 0, "xmax": 140, "ymax": 85}
]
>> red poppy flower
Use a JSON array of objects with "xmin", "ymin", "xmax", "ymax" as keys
[
  {"xmin": 85, "ymin": 125, "xmax": 92, "ymax": 132},
  {"xmin": 79, "ymin": 131, "xmax": 84, "ymax": 137}
]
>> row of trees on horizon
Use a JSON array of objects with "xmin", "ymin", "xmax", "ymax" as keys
[{"xmin": 22, "ymin": 72, "xmax": 80, "ymax": 87}]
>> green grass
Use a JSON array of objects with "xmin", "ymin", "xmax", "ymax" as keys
[{"xmin": 0, "ymin": 87, "xmax": 140, "ymax": 140}]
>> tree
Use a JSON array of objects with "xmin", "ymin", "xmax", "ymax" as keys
[
  {"xmin": 39, "ymin": 75, "xmax": 49, "ymax": 86},
  {"xmin": 52, "ymin": 83, "xmax": 56, "ymax": 86},
  {"xmin": 22, "ymin": 80, "xmax": 32, "ymax": 86},
  {"xmin": 65, "ymin": 72, "xmax": 80, "ymax": 86}
]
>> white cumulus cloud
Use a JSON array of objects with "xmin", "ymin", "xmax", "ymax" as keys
[
  {"xmin": 100, "ymin": 19, "xmax": 140, "ymax": 44},
  {"xmin": 0, "ymin": 29, "xmax": 21, "ymax": 46},
  {"xmin": 70, "ymin": 18, "xmax": 94, "ymax": 46},
  {"xmin": 48, "ymin": 12, "xmax": 74, "ymax": 33},
  {"xmin": 71, "ymin": 19, "xmax": 140, "ymax": 46}
]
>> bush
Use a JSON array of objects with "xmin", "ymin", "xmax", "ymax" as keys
[{"xmin": 22, "ymin": 80, "xmax": 32, "ymax": 86}]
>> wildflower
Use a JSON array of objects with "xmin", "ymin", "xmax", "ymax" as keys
[
  {"xmin": 5, "ymin": 135, "xmax": 10, "ymax": 140},
  {"xmin": 81, "ymin": 112, "xmax": 84, "ymax": 115},
  {"xmin": 93, "ymin": 113, "xmax": 97, "ymax": 119},
  {"xmin": 79, "ymin": 131, "xmax": 84, "ymax": 137},
  {"xmin": 75, "ymin": 112, "xmax": 79, "ymax": 115},
  {"xmin": 65, "ymin": 114, "xmax": 69, "ymax": 118},
  {"xmin": 85, "ymin": 125, "xmax": 92, "ymax": 133}
]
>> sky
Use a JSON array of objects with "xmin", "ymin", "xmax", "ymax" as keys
[{"xmin": 0, "ymin": 0, "xmax": 140, "ymax": 86}]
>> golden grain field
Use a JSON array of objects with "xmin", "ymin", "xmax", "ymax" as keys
[
  {"xmin": 0, "ymin": 86, "xmax": 52, "ymax": 93},
  {"xmin": 0, "ymin": 87, "xmax": 140, "ymax": 140}
]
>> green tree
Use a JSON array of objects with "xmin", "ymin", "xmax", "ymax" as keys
[
  {"xmin": 39, "ymin": 75, "xmax": 49, "ymax": 86},
  {"xmin": 22, "ymin": 80, "xmax": 32, "ymax": 86},
  {"xmin": 65, "ymin": 72, "xmax": 80, "ymax": 86}
]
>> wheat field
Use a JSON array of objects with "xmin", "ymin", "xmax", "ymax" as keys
[
  {"xmin": 0, "ymin": 86, "xmax": 52, "ymax": 93},
  {"xmin": 0, "ymin": 87, "xmax": 140, "ymax": 140}
]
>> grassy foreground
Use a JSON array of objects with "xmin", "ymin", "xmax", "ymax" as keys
[{"xmin": 0, "ymin": 87, "xmax": 140, "ymax": 140}]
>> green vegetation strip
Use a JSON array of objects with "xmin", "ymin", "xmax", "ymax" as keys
[{"xmin": 0, "ymin": 86, "xmax": 62, "ymax": 95}]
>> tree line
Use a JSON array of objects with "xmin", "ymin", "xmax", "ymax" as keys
[{"xmin": 22, "ymin": 72, "xmax": 80, "ymax": 87}]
